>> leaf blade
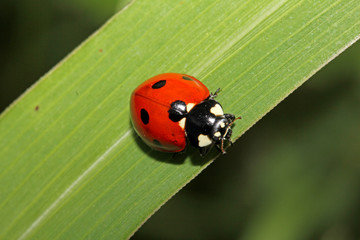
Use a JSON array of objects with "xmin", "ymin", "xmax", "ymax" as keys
[{"xmin": 0, "ymin": 0, "xmax": 359, "ymax": 239}]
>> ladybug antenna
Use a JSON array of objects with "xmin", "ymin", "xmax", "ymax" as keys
[{"xmin": 220, "ymin": 116, "xmax": 242, "ymax": 154}]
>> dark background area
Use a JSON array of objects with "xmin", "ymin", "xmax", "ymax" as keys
[{"xmin": 1, "ymin": 1, "xmax": 359, "ymax": 239}]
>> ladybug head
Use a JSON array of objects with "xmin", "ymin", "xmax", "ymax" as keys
[{"xmin": 210, "ymin": 114, "xmax": 241, "ymax": 154}]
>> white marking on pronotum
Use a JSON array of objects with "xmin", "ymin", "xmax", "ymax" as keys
[
  {"xmin": 220, "ymin": 122, "xmax": 225, "ymax": 128},
  {"xmin": 186, "ymin": 103, "xmax": 195, "ymax": 112},
  {"xmin": 198, "ymin": 134, "xmax": 212, "ymax": 147},
  {"xmin": 178, "ymin": 118, "xmax": 186, "ymax": 130},
  {"xmin": 210, "ymin": 104, "xmax": 223, "ymax": 116},
  {"xmin": 18, "ymin": 130, "xmax": 132, "ymax": 240}
]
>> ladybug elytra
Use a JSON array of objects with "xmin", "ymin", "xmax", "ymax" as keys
[{"xmin": 130, "ymin": 73, "xmax": 240, "ymax": 156}]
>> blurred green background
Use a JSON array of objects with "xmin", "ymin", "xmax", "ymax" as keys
[{"xmin": 1, "ymin": 1, "xmax": 359, "ymax": 239}]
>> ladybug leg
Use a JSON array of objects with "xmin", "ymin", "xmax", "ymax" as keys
[
  {"xmin": 226, "ymin": 115, "xmax": 242, "ymax": 132},
  {"xmin": 215, "ymin": 143, "xmax": 227, "ymax": 154},
  {"xmin": 216, "ymin": 143, "xmax": 226, "ymax": 154},
  {"xmin": 209, "ymin": 88, "xmax": 221, "ymax": 99},
  {"xmin": 199, "ymin": 147, "xmax": 209, "ymax": 157},
  {"xmin": 220, "ymin": 138, "xmax": 227, "ymax": 154},
  {"xmin": 224, "ymin": 113, "xmax": 235, "ymax": 121},
  {"xmin": 199, "ymin": 144, "xmax": 214, "ymax": 157},
  {"xmin": 220, "ymin": 116, "xmax": 241, "ymax": 152}
]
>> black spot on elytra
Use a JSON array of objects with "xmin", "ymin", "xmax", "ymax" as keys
[
  {"xmin": 182, "ymin": 76, "xmax": 193, "ymax": 81},
  {"xmin": 153, "ymin": 139, "xmax": 161, "ymax": 146},
  {"xmin": 152, "ymin": 80, "xmax": 166, "ymax": 89},
  {"xmin": 140, "ymin": 109, "xmax": 149, "ymax": 124}
]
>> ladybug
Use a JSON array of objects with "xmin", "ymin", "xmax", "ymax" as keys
[{"xmin": 130, "ymin": 73, "xmax": 240, "ymax": 156}]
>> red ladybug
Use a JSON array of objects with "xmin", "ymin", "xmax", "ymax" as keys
[{"xmin": 130, "ymin": 73, "xmax": 240, "ymax": 156}]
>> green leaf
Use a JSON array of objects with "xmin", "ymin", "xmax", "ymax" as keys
[{"xmin": 0, "ymin": 0, "xmax": 359, "ymax": 239}]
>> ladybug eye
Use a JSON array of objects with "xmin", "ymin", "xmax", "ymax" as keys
[
  {"xmin": 152, "ymin": 80, "xmax": 166, "ymax": 89},
  {"xmin": 140, "ymin": 108, "xmax": 149, "ymax": 124}
]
